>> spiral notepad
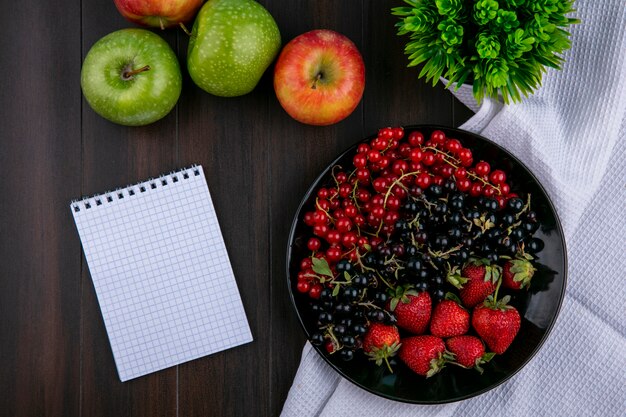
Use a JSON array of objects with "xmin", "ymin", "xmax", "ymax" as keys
[{"xmin": 70, "ymin": 165, "xmax": 252, "ymax": 381}]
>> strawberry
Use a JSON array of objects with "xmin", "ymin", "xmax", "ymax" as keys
[
  {"xmin": 446, "ymin": 335, "xmax": 495, "ymax": 373},
  {"xmin": 363, "ymin": 323, "xmax": 401, "ymax": 372},
  {"xmin": 398, "ymin": 335, "xmax": 449, "ymax": 377},
  {"xmin": 429, "ymin": 294, "xmax": 469, "ymax": 337},
  {"xmin": 387, "ymin": 285, "xmax": 431, "ymax": 335},
  {"xmin": 502, "ymin": 252, "xmax": 536, "ymax": 290},
  {"xmin": 472, "ymin": 295, "xmax": 521, "ymax": 354},
  {"xmin": 460, "ymin": 259, "xmax": 502, "ymax": 308}
]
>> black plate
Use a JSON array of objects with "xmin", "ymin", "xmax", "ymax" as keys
[{"xmin": 286, "ymin": 125, "xmax": 567, "ymax": 404}]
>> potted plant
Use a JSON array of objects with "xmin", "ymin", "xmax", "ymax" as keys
[{"xmin": 392, "ymin": 0, "xmax": 579, "ymax": 104}]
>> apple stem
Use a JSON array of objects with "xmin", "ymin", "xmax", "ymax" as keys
[
  {"xmin": 311, "ymin": 73, "xmax": 323, "ymax": 89},
  {"xmin": 121, "ymin": 65, "xmax": 151, "ymax": 80},
  {"xmin": 179, "ymin": 22, "xmax": 192, "ymax": 37},
  {"xmin": 159, "ymin": 17, "xmax": 165, "ymax": 31}
]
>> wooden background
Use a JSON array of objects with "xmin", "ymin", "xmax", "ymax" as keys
[{"xmin": 0, "ymin": 0, "xmax": 472, "ymax": 416}]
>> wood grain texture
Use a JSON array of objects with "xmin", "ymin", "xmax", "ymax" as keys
[
  {"xmin": 0, "ymin": 0, "xmax": 472, "ymax": 416},
  {"xmin": 0, "ymin": 0, "xmax": 82, "ymax": 416},
  {"xmin": 80, "ymin": 1, "xmax": 178, "ymax": 416}
]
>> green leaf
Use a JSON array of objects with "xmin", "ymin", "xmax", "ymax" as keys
[
  {"xmin": 332, "ymin": 285, "xmax": 341, "ymax": 297},
  {"xmin": 390, "ymin": 298, "xmax": 399, "ymax": 311},
  {"xmin": 312, "ymin": 257, "xmax": 333, "ymax": 278},
  {"xmin": 343, "ymin": 271, "xmax": 352, "ymax": 281}
]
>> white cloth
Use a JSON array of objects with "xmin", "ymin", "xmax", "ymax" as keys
[{"xmin": 281, "ymin": 1, "xmax": 626, "ymax": 416}]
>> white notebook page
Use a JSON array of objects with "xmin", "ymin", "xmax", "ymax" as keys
[{"xmin": 71, "ymin": 166, "xmax": 252, "ymax": 381}]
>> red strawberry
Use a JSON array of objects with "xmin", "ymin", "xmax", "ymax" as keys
[
  {"xmin": 472, "ymin": 295, "xmax": 521, "ymax": 354},
  {"xmin": 446, "ymin": 335, "xmax": 495, "ymax": 373},
  {"xmin": 430, "ymin": 295, "xmax": 469, "ymax": 338},
  {"xmin": 398, "ymin": 335, "xmax": 449, "ymax": 377},
  {"xmin": 363, "ymin": 323, "xmax": 401, "ymax": 372},
  {"xmin": 460, "ymin": 259, "xmax": 502, "ymax": 308},
  {"xmin": 502, "ymin": 252, "xmax": 536, "ymax": 290},
  {"xmin": 387, "ymin": 286, "xmax": 431, "ymax": 334}
]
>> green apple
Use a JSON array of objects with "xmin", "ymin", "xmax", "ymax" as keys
[
  {"xmin": 187, "ymin": 0, "xmax": 281, "ymax": 97},
  {"xmin": 81, "ymin": 29, "xmax": 182, "ymax": 126}
]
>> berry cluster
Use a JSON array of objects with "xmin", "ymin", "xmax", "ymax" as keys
[{"xmin": 293, "ymin": 127, "xmax": 543, "ymax": 375}]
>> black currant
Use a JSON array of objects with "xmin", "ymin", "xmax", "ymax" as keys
[
  {"xmin": 318, "ymin": 311, "xmax": 333, "ymax": 324},
  {"xmin": 527, "ymin": 237, "xmax": 545, "ymax": 253},
  {"xmin": 311, "ymin": 332, "xmax": 324, "ymax": 346},
  {"xmin": 335, "ymin": 259, "xmax": 353, "ymax": 273},
  {"xmin": 339, "ymin": 349, "xmax": 354, "ymax": 361},
  {"xmin": 334, "ymin": 324, "xmax": 347, "ymax": 336},
  {"xmin": 507, "ymin": 197, "xmax": 524, "ymax": 213}
]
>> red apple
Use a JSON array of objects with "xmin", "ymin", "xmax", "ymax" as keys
[
  {"xmin": 274, "ymin": 29, "xmax": 365, "ymax": 126},
  {"xmin": 114, "ymin": 0, "xmax": 203, "ymax": 29}
]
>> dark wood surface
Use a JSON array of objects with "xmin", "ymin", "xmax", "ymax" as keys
[{"xmin": 0, "ymin": 1, "xmax": 472, "ymax": 416}]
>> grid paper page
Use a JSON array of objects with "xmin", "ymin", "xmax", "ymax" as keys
[{"xmin": 71, "ymin": 166, "xmax": 253, "ymax": 381}]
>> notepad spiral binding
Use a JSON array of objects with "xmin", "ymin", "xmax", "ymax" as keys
[{"xmin": 71, "ymin": 165, "xmax": 201, "ymax": 213}]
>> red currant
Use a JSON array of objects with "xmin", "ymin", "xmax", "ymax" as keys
[
  {"xmin": 469, "ymin": 182, "xmax": 483, "ymax": 197},
  {"xmin": 317, "ymin": 188, "xmax": 329, "ymax": 199},
  {"xmin": 353, "ymin": 214, "xmax": 366, "ymax": 227},
  {"xmin": 316, "ymin": 199, "xmax": 330, "ymax": 211},
  {"xmin": 338, "ymin": 183, "xmax": 351, "ymax": 198},
  {"xmin": 392, "ymin": 127, "xmax": 404, "ymax": 139},
  {"xmin": 489, "ymin": 169, "xmax": 506, "ymax": 185},
  {"xmin": 386, "ymin": 195, "xmax": 401, "ymax": 210},
  {"xmin": 377, "ymin": 156, "xmax": 390, "ymax": 169},
  {"xmin": 370, "ymin": 205, "xmax": 385, "ymax": 220},
  {"xmin": 430, "ymin": 130, "xmax": 446, "ymax": 144},
  {"xmin": 296, "ymin": 280, "xmax": 310, "ymax": 293},
  {"xmin": 409, "ymin": 148, "xmax": 423, "ymax": 163},
  {"xmin": 326, "ymin": 246, "xmax": 342, "ymax": 262},
  {"xmin": 336, "ymin": 218, "xmax": 352, "ymax": 233},
  {"xmin": 422, "ymin": 151, "xmax": 435, "ymax": 166},
  {"xmin": 441, "ymin": 165, "xmax": 454, "ymax": 178},
  {"xmin": 398, "ymin": 143, "xmax": 412, "ymax": 157},
  {"xmin": 372, "ymin": 177, "xmax": 389, "ymax": 193},
  {"xmin": 312, "ymin": 210, "xmax": 328, "ymax": 225},
  {"xmin": 371, "ymin": 194, "xmax": 384, "ymax": 206},
  {"xmin": 483, "ymin": 186, "xmax": 496, "ymax": 197},
  {"xmin": 456, "ymin": 178, "xmax": 471, "ymax": 191},
  {"xmin": 392, "ymin": 160, "xmax": 409, "ymax": 175},
  {"xmin": 433, "ymin": 176, "xmax": 444, "ymax": 186},
  {"xmin": 333, "ymin": 209, "xmax": 345, "ymax": 219},
  {"xmin": 475, "ymin": 161, "xmax": 491, "ymax": 176},
  {"xmin": 383, "ymin": 210, "xmax": 400, "ymax": 225},
  {"xmin": 445, "ymin": 138, "xmax": 462, "ymax": 154},
  {"xmin": 303, "ymin": 211, "xmax": 315, "ymax": 226},
  {"xmin": 353, "ymin": 154, "xmax": 367, "ymax": 168},
  {"xmin": 324, "ymin": 340, "xmax": 335, "ymax": 353},
  {"xmin": 356, "ymin": 168, "xmax": 370, "ymax": 183},
  {"xmin": 391, "ymin": 185, "xmax": 407, "ymax": 199},
  {"xmin": 378, "ymin": 127, "xmax": 394, "ymax": 140},
  {"xmin": 307, "ymin": 237, "xmax": 321, "ymax": 251},
  {"xmin": 372, "ymin": 137, "xmax": 388, "ymax": 151},
  {"xmin": 325, "ymin": 230, "xmax": 341, "ymax": 245},
  {"xmin": 343, "ymin": 204, "xmax": 357, "ymax": 218},
  {"xmin": 300, "ymin": 258, "xmax": 312, "ymax": 270},
  {"xmin": 357, "ymin": 143, "xmax": 370, "ymax": 154},
  {"xmin": 368, "ymin": 150, "xmax": 382, "ymax": 163},
  {"xmin": 415, "ymin": 172, "xmax": 431, "ymax": 189},
  {"xmin": 408, "ymin": 131, "xmax": 424, "ymax": 147},
  {"xmin": 454, "ymin": 167, "xmax": 468, "ymax": 178},
  {"xmin": 356, "ymin": 189, "xmax": 371, "ymax": 202},
  {"xmin": 309, "ymin": 283, "xmax": 322, "ymax": 299},
  {"xmin": 500, "ymin": 183, "xmax": 510, "ymax": 195},
  {"xmin": 370, "ymin": 236, "xmax": 383, "ymax": 250},
  {"xmin": 458, "ymin": 148, "xmax": 473, "ymax": 166},
  {"xmin": 313, "ymin": 224, "xmax": 329, "ymax": 237},
  {"xmin": 342, "ymin": 232, "xmax": 358, "ymax": 248}
]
